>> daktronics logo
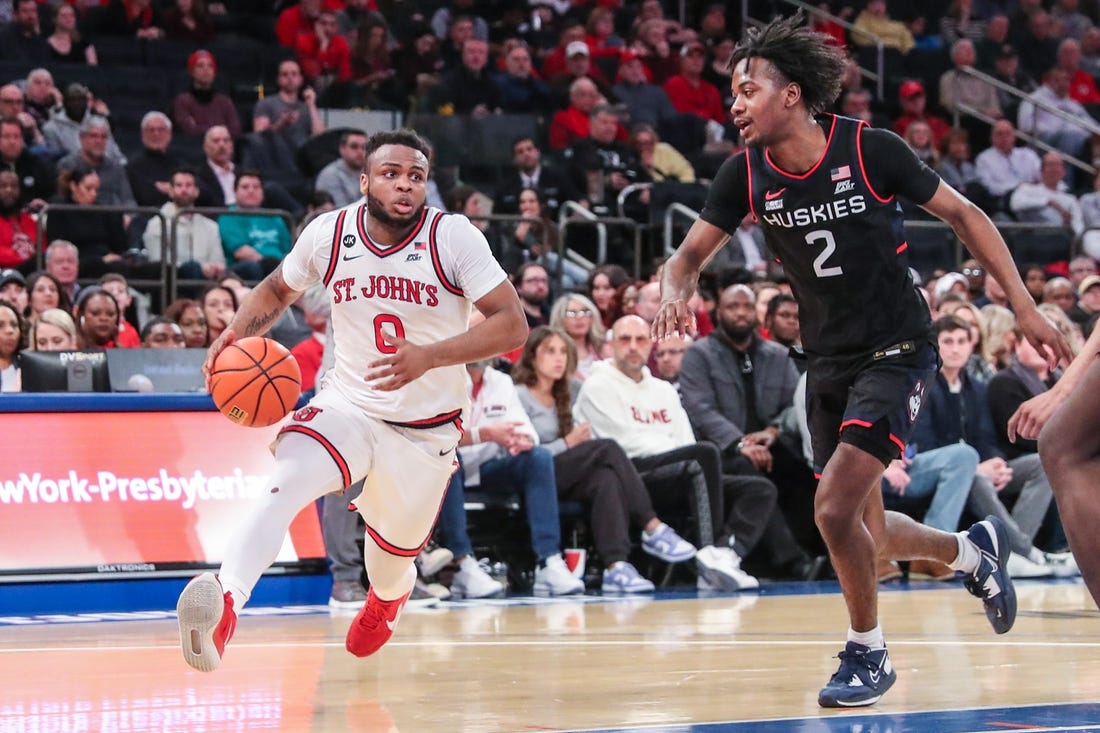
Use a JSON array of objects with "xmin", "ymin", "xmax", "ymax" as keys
[{"xmin": 0, "ymin": 468, "xmax": 271, "ymax": 510}]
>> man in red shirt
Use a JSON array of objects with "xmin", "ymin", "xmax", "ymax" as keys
[
  {"xmin": 296, "ymin": 10, "xmax": 352, "ymax": 87},
  {"xmin": 663, "ymin": 41, "xmax": 726, "ymax": 126},
  {"xmin": 893, "ymin": 80, "xmax": 951, "ymax": 148},
  {"xmin": 1057, "ymin": 38, "xmax": 1100, "ymax": 105},
  {"xmin": 276, "ymin": 0, "xmax": 347, "ymax": 47},
  {"xmin": 0, "ymin": 170, "xmax": 36, "ymax": 270}
]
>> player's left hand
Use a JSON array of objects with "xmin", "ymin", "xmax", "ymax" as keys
[
  {"xmin": 651, "ymin": 299, "xmax": 696, "ymax": 342},
  {"xmin": 366, "ymin": 332, "xmax": 432, "ymax": 391},
  {"xmin": 1017, "ymin": 307, "xmax": 1074, "ymax": 371}
]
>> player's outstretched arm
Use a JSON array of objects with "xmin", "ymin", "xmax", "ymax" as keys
[
  {"xmin": 201, "ymin": 265, "xmax": 300, "ymax": 384},
  {"xmin": 922, "ymin": 180, "xmax": 1074, "ymax": 369},
  {"xmin": 367, "ymin": 279, "xmax": 528, "ymax": 392},
  {"xmin": 654, "ymin": 218, "xmax": 730, "ymax": 341},
  {"xmin": 1008, "ymin": 319, "xmax": 1100, "ymax": 441}
]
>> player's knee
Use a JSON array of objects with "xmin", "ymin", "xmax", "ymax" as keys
[{"xmin": 813, "ymin": 490, "xmax": 854, "ymax": 539}]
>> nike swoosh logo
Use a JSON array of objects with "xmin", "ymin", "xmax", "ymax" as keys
[
  {"xmin": 385, "ymin": 618, "xmax": 398, "ymax": 631},
  {"xmin": 439, "ymin": 447, "xmax": 452, "ymax": 456},
  {"xmin": 343, "ymin": 254, "xmax": 365, "ymax": 261},
  {"xmin": 764, "ymin": 188, "xmax": 786, "ymax": 200}
]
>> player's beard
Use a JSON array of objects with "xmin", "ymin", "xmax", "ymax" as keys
[{"xmin": 366, "ymin": 192, "xmax": 425, "ymax": 230}]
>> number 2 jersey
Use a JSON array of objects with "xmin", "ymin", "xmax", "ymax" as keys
[
  {"xmin": 700, "ymin": 114, "xmax": 941, "ymax": 362},
  {"xmin": 282, "ymin": 203, "xmax": 508, "ymax": 424}
]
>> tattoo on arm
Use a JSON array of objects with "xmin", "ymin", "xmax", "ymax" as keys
[{"xmin": 244, "ymin": 308, "xmax": 280, "ymax": 336}]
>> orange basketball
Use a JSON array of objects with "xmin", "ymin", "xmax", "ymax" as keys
[{"xmin": 210, "ymin": 337, "xmax": 302, "ymax": 428}]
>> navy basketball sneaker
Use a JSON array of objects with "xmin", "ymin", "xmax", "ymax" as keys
[
  {"xmin": 964, "ymin": 516, "xmax": 1017, "ymax": 634},
  {"xmin": 818, "ymin": 641, "xmax": 897, "ymax": 707}
]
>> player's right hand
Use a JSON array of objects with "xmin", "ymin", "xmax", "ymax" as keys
[
  {"xmin": 651, "ymin": 299, "xmax": 696, "ymax": 342},
  {"xmin": 202, "ymin": 328, "xmax": 238, "ymax": 388}
]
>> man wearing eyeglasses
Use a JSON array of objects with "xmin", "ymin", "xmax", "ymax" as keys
[
  {"xmin": 653, "ymin": 332, "xmax": 691, "ymax": 388},
  {"xmin": 513, "ymin": 262, "xmax": 551, "ymax": 328},
  {"xmin": 0, "ymin": 84, "xmax": 44, "ymax": 149}
]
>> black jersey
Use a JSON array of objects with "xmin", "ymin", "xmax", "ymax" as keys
[{"xmin": 700, "ymin": 115, "xmax": 941, "ymax": 362}]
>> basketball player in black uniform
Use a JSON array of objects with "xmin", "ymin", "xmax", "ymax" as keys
[
  {"xmin": 1009, "ymin": 317, "xmax": 1100, "ymax": 611},
  {"xmin": 654, "ymin": 15, "xmax": 1074, "ymax": 708}
]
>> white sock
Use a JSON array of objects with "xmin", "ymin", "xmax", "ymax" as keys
[
  {"xmin": 643, "ymin": 522, "xmax": 666, "ymax": 540},
  {"xmin": 848, "ymin": 625, "xmax": 885, "ymax": 649},
  {"xmin": 948, "ymin": 533, "xmax": 980, "ymax": 573},
  {"xmin": 219, "ymin": 576, "xmax": 251, "ymax": 611}
]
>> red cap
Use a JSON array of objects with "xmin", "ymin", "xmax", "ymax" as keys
[
  {"xmin": 188, "ymin": 50, "xmax": 217, "ymax": 73},
  {"xmin": 619, "ymin": 50, "xmax": 641, "ymax": 66},
  {"xmin": 899, "ymin": 80, "xmax": 924, "ymax": 99}
]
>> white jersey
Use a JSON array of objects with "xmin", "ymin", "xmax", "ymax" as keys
[{"xmin": 282, "ymin": 203, "xmax": 508, "ymax": 425}]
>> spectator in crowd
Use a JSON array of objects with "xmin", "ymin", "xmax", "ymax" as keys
[
  {"xmin": 0, "ymin": 0, "xmax": 50, "ymax": 64},
  {"xmin": 126, "ymin": 112, "xmax": 179, "ymax": 209},
  {"xmin": 43, "ymin": 83, "xmax": 125, "ymax": 164},
  {"xmin": 913, "ymin": 314, "xmax": 1070, "ymax": 577},
  {"xmin": 28, "ymin": 307, "xmax": 77, "ymax": 351},
  {"xmin": 613, "ymin": 51, "xmax": 679, "ymax": 130},
  {"xmin": 99, "ymin": 0, "xmax": 164, "ymax": 39},
  {"xmin": 631, "ymin": 123, "xmax": 694, "ymax": 183},
  {"xmin": 22, "ymin": 69, "xmax": 59, "ymax": 136},
  {"xmin": 1052, "ymin": 0, "xmax": 1093, "ymax": 40},
  {"xmin": 1042, "ymin": 276, "xmax": 1078, "ymax": 316},
  {"xmin": 653, "ymin": 331, "xmax": 691, "ymax": 387},
  {"xmin": 164, "ymin": 297, "xmax": 208, "ymax": 348},
  {"xmin": 975, "ymin": 120, "xmax": 1042, "ymax": 212},
  {"xmin": 444, "ymin": 338, "xmax": 586, "ymax": 597},
  {"xmin": 838, "ymin": 88, "xmax": 881, "ymax": 129},
  {"xmin": 0, "ymin": 171, "xmax": 36, "ymax": 270},
  {"xmin": 663, "ymin": 40, "xmax": 725, "ymax": 128},
  {"xmin": 0, "ymin": 269, "xmax": 27, "ymax": 314},
  {"xmin": 98, "ymin": 273, "xmax": 140, "ymax": 348},
  {"xmin": 295, "ymin": 10, "xmax": 352, "ymax": 95},
  {"xmin": 852, "ymin": 0, "xmax": 914, "ymax": 54},
  {"xmin": 494, "ymin": 43, "xmax": 554, "ymax": 116},
  {"xmin": 26, "ymin": 269, "xmax": 72, "ymax": 321},
  {"xmin": 585, "ymin": 5, "xmax": 625, "ymax": 52},
  {"xmin": 1009, "ymin": 152, "xmax": 1083, "ymax": 262},
  {"xmin": 1070, "ymin": 273, "xmax": 1100, "ymax": 329},
  {"xmin": 1077, "ymin": 170, "xmax": 1100, "ymax": 260},
  {"xmin": 990, "ymin": 45, "xmax": 1035, "ymax": 124},
  {"xmin": 1057, "ymin": 38, "xmax": 1100, "ymax": 106},
  {"xmin": 0, "ymin": 84, "xmax": 44, "ymax": 150},
  {"xmin": 430, "ymin": 38, "xmax": 500, "ymax": 116},
  {"xmin": 495, "ymin": 136, "xmax": 576, "ymax": 218},
  {"xmin": 893, "ymin": 81, "xmax": 951, "ymax": 148},
  {"xmin": 314, "ymin": 130, "xmax": 366, "ymax": 208},
  {"xmin": 574, "ymin": 315, "xmax": 763, "ymax": 590},
  {"xmin": 587, "ymin": 263, "xmax": 632, "ymax": 329},
  {"xmin": 976, "ymin": 14, "xmax": 1010, "ymax": 70},
  {"xmin": 1068, "ymin": 254, "xmax": 1098, "ymax": 288},
  {"xmin": 195, "ymin": 125, "xmax": 235, "ymax": 208},
  {"xmin": 73, "ymin": 287, "xmax": 121, "ymax": 349},
  {"xmin": 547, "ymin": 40, "xmax": 615, "ymax": 110},
  {"xmin": 988, "ymin": 324, "xmax": 1062, "ymax": 458},
  {"xmin": 348, "ymin": 16, "xmax": 403, "ymax": 111},
  {"xmin": 143, "ymin": 168, "xmax": 224, "ymax": 282},
  {"xmin": 903, "ymin": 120, "xmax": 939, "ymax": 168},
  {"xmin": 1021, "ymin": 263, "xmax": 1048, "ymax": 304},
  {"xmin": 513, "ymin": 262, "xmax": 552, "ymax": 329},
  {"xmin": 981, "ymin": 302, "xmax": 1018, "ymax": 368},
  {"xmin": 276, "ymin": 0, "xmax": 342, "ymax": 47},
  {"xmin": 431, "ymin": 0, "xmax": 489, "ymax": 49},
  {"xmin": 47, "ymin": 3, "xmax": 97, "ymax": 65},
  {"xmin": 938, "ymin": 128, "xmax": 980, "ymax": 196},
  {"xmin": 539, "ymin": 20, "xmax": 587, "ymax": 81},
  {"xmin": 549, "ymin": 77, "xmax": 605, "ymax": 150},
  {"xmin": 199, "ymin": 283, "xmax": 235, "ymax": 344},
  {"xmin": 1018, "ymin": 67, "xmax": 1100, "ymax": 178},
  {"xmin": 395, "ymin": 23, "xmax": 443, "ymax": 104},
  {"xmin": 1079, "ymin": 26, "xmax": 1100, "ymax": 78},
  {"xmin": 289, "ymin": 284, "xmax": 329, "ymax": 393},
  {"xmin": 627, "ymin": 18, "xmax": 680, "ymax": 85},
  {"xmin": 219, "ymin": 171, "xmax": 292, "ymax": 280},
  {"xmin": 173, "ymin": 50, "xmax": 241, "ymax": 139},
  {"xmin": 0, "ymin": 117, "xmax": 53, "ymax": 209},
  {"xmin": 162, "ymin": 0, "xmax": 216, "ymax": 45},
  {"xmin": 336, "ymin": 0, "xmax": 375, "ymax": 41},
  {"xmin": 764, "ymin": 293, "xmax": 800, "ymax": 350},
  {"xmin": 566, "ymin": 105, "xmax": 645, "ymax": 212},
  {"xmin": 253, "ymin": 60, "xmax": 324, "ymax": 150},
  {"xmin": 1039, "ymin": 300, "xmax": 1086, "ymax": 354},
  {"xmin": 45, "ymin": 166, "xmax": 128, "ymax": 279},
  {"xmin": 549, "ymin": 293, "xmax": 604, "ymax": 380},
  {"xmin": 513, "ymin": 326, "xmax": 697, "ymax": 593},
  {"xmin": 57, "ymin": 117, "xmax": 137, "ymax": 209},
  {"xmin": 939, "ymin": 39, "xmax": 1002, "ymax": 120},
  {"xmin": 141, "ymin": 316, "xmax": 186, "ymax": 349},
  {"xmin": 0, "ymin": 298, "xmax": 23, "ymax": 391},
  {"xmin": 1016, "ymin": 9, "xmax": 1060, "ymax": 79},
  {"xmin": 939, "ymin": 0, "xmax": 987, "ymax": 46}
]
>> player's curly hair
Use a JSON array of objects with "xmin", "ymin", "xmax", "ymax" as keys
[
  {"xmin": 364, "ymin": 128, "xmax": 434, "ymax": 169},
  {"xmin": 729, "ymin": 11, "xmax": 846, "ymax": 115}
]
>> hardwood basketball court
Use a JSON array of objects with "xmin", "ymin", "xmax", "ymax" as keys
[{"xmin": 2, "ymin": 579, "xmax": 1099, "ymax": 732}]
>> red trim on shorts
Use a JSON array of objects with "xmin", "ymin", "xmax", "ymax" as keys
[
  {"xmin": 896, "ymin": 242, "xmax": 908, "ymax": 254},
  {"xmin": 322, "ymin": 209, "xmax": 347, "ymax": 288},
  {"xmin": 856, "ymin": 121, "xmax": 894, "ymax": 204},
  {"xmin": 814, "ymin": 472, "xmax": 822, "ymax": 480},
  {"xmin": 428, "ymin": 212, "xmax": 464, "ymax": 296},
  {"xmin": 839, "ymin": 418, "xmax": 873, "ymax": 431},
  {"xmin": 745, "ymin": 153, "xmax": 757, "ymax": 222},
  {"xmin": 364, "ymin": 522, "xmax": 426, "ymax": 557},
  {"xmin": 279, "ymin": 424, "xmax": 352, "ymax": 488},
  {"xmin": 764, "ymin": 114, "xmax": 837, "ymax": 180},
  {"xmin": 356, "ymin": 203, "xmax": 427, "ymax": 258},
  {"xmin": 386, "ymin": 408, "xmax": 463, "ymax": 430},
  {"xmin": 888, "ymin": 433, "xmax": 905, "ymax": 452}
]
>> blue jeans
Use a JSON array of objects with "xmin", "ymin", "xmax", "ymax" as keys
[
  {"xmin": 437, "ymin": 447, "xmax": 562, "ymax": 562},
  {"xmin": 900, "ymin": 444, "xmax": 979, "ymax": 532}
]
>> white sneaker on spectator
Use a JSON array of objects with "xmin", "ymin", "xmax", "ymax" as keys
[
  {"xmin": 534, "ymin": 554, "xmax": 586, "ymax": 596},
  {"xmin": 1043, "ymin": 551, "xmax": 1080, "ymax": 577},
  {"xmin": 416, "ymin": 546, "xmax": 454, "ymax": 578},
  {"xmin": 451, "ymin": 556, "xmax": 506, "ymax": 599},
  {"xmin": 1006, "ymin": 552, "xmax": 1053, "ymax": 578},
  {"xmin": 696, "ymin": 545, "xmax": 759, "ymax": 591}
]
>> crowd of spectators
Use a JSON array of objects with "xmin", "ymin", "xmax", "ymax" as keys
[{"xmin": 0, "ymin": 0, "xmax": 1098, "ymax": 591}]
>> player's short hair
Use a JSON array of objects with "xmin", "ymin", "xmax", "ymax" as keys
[
  {"xmin": 364, "ymin": 129, "xmax": 433, "ymax": 170},
  {"xmin": 934, "ymin": 313, "xmax": 972, "ymax": 339},
  {"xmin": 729, "ymin": 10, "xmax": 846, "ymax": 115}
]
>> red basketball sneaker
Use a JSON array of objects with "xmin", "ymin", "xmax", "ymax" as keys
[
  {"xmin": 345, "ymin": 587, "xmax": 411, "ymax": 658},
  {"xmin": 177, "ymin": 572, "xmax": 237, "ymax": 672}
]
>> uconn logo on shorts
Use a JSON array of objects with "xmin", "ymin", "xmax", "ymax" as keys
[{"xmin": 907, "ymin": 380, "xmax": 924, "ymax": 423}]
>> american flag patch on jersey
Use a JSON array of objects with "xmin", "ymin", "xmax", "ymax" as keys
[
  {"xmin": 830, "ymin": 165, "xmax": 851, "ymax": 181},
  {"xmin": 414, "ymin": 241, "xmax": 427, "ymax": 250}
]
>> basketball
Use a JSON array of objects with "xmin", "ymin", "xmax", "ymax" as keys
[{"xmin": 210, "ymin": 337, "xmax": 302, "ymax": 428}]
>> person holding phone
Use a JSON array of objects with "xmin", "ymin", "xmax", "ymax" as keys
[{"xmin": 251, "ymin": 59, "xmax": 324, "ymax": 148}]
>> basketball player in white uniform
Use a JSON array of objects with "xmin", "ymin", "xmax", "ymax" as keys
[{"xmin": 176, "ymin": 129, "xmax": 528, "ymax": 672}]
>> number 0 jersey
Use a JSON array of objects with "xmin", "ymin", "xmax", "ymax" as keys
[
  {"xmin": 702, "ymin": 114, "xmax": 940, "ymax": 362},
  {"xmin": 282, "ymin": 203, "xmax": 508, "ymax": 424}
]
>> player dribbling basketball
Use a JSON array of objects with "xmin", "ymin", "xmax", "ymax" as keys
[{"xmin": 175, "ymin": 129, "xmax": 528, "ymax": 672}]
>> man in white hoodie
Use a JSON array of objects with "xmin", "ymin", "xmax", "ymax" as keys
[{"xmin": 574, "ymin": 315, "xmax": 765, "ymax": 590}]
